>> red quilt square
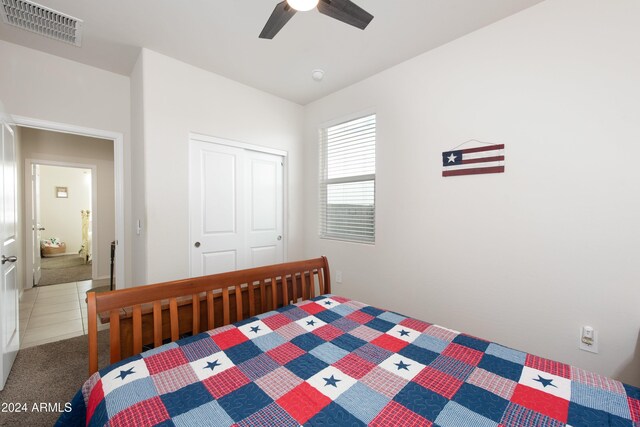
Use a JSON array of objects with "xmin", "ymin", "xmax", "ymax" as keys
[
  {"xmin": 399, "ymin": 318, "xmax": 431, "ymax": 332},
  {"xmin": 370, "ymin": 401, "xmax": 432, "ymax": 427},
  {"xmin": 511, "ymin": 384, "xmax": 569, "ymax": 423},
  {"xmin": 262, "ymin": 313, "xmax": 292, "ymax": 330},
  {"xmin": 300, "ymin": 302, "xmax": 325, "ymax": 315},
  {"xmin": 371, "ymin": 334, "xmax": 409, "ymax": 353},
  {"xmin": 312, "ymin": 324, "xmax": 344, "ymax": 341},
  {"xmin": 110, "ymin": 396, "xmax": 170, "ymax": 427},
  {"xmin": 144, "ymin": 348, "xmax": 188, "ymax": 375},
  {"xmin": 202, "ymin": 366, "xmax": 250, "ymax": 399},
  {"xmin": 347, "ymin": 311, "xmax": 375, "ymax": 325},
  {"xmin": 413, "ymin": 366, "xmax": 463, "ymax": 399},
  {"xmin": 212, "ymin": 328, "xmax": 249, "ymax": 350},
  {"xmin": 267, "ymin": 342, "xmax": 305, "ymax": 365},
  {"xmin": 334, "ymin": 353, "xmax": 376, "ymax": 379},
  {"xmin": 276, "ymin": 382, "xmax": 331, "ymax": 424},
  {"xmin": 441, "ymin": 343, "xmax": 483, "ymax": 366},
  {"xmin": 525, "ymin": 354, "xmax": 570, "ymax": 379},
  {"xmin": 332, "ymin": 296, "xmax": 350, "ymax": 303},
  {"xmin": 86, "ymin": 380, "xmax": 104, "ymax": 421},
  {"xmin": 629, "ymin": 397, "xmax": 640, "ymax": 422}
]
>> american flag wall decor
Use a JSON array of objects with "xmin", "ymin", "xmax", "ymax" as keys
[{"xmin": 442, "ymin": 143, "xmax": 505, "ymax": 177}]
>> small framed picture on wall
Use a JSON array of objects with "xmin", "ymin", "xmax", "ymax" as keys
[{"xmin": 56, "ymin": 186, "xmax": 68, "ymax": 198}]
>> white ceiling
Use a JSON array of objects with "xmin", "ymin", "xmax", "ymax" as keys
[{"xmin": 0, "ymin": 0, "xmax": 544, "ymax": 105}]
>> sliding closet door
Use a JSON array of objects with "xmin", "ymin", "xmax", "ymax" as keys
[{"xmin": 189, "ymin": 138, "xmax": 284, "ymax": 277}]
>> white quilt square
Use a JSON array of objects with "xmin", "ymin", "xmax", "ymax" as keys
[
  {"xmin": 379, "ymin": 354, "xmax": 426, "ymax": 381},
  {"xmin": 386, "ymin": 325, "xmax": 421, "ymax": 343},
  {"xmin": 295, "ymin": 315, "xmax": 327, "ymax": 332},
  {"xmin": 316, "ymin": 298, "xmax": 341, "ymax": 309},
  {"xmin": 237, "ymin": 320, "xmax": 273, "ymax": 339},
  {"xmin": 102, "ymin": 358, "xmax": 150, "ymax": 394},
  {"xmin": 307, "ymin": 366, "xmax": 357, "ymax": 400},
  {"xmin": 518, "ymin": 366, "xmax": 571, "ymax": 400},
  {"xmin": 190, "ymin": 351, "xmax": 234, "ymax": 381}
]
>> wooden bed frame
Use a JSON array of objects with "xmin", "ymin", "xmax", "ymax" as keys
[{"xmin": 87, "ymin": 257, "xmax": 330, "ymax": 375}]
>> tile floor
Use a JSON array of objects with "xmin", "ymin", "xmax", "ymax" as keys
[{"xmin": 19, "ymin": 279, "xmax": 110, "ymax": 349}]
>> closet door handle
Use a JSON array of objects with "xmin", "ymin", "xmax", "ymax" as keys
[{"xmin": 1, "ymin": 255, "xmax": 17, "ymax": 265}]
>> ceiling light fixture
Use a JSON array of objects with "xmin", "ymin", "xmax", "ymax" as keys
[
  {"xmin": 311, "ymin": 69, "xmax": 325, "ymax": 82},
  {"xmin": 286, "ymin": 0, "xmax": 319, "ymax": 12}
]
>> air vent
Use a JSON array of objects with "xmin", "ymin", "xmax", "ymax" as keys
[{"xmin": 0, "ymin": 0, "xmax": 82, "ymax": 46}]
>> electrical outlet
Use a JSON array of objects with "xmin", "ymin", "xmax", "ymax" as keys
[
  {"xmin": 335, "ymin": 270, "xmax": 343, "ymax": 284},
  {"xmin": 579, "ymin": 326, "xmax": 599, "ymax": 353}
]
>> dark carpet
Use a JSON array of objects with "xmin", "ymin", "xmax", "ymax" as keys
[
  {"xmin": 38, "ymin": 255, "xmax": 92, "ymax": 287},
  {"xmin": 0, "ymin": 331, "xmax": 109, "ymax": 427}
]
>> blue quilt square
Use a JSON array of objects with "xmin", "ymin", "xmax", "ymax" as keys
[
  {"xmin": 360, "ymin": 306, "xmax": 385, "ymax": 317},
  {"xmin": 285, "ymin": 353, "xmax": 328, "ymax": 380},
  {"xmin": 105, "ymin": 377, "xmax": 157, "ymax": 416},
  {"xmin": 571, "ymin": 383, "xmax": 632, "ymax": 419},
  {"xmin": 238, "ymin": 402, "xmax": 298, "ymax": 427},
  {"xmin": 398, "ymin": 344, "xmax": 438, "ymax": 366},
  {"xmin": 218, "ymin": 383, "xmax": 272, "ymax": 422},
  {"xmin": 86, "ymin": 399, "xmax": 109, "ymax": 427},
  {"xmin": 314, "ymin": 309, "xmax": 341, "ymax": 324},
  {"xmin": 353, "ymin": 343, "xmax": 393, "ymax": 364},
  {"xmin": 252, "ymin": 331, "xmax": 286, "ymax": 353},
  {"xmin": 307, "ymin": 402, "xmax": 365, "ymax": 426},
  {"xmin": 154, "ymin": 420, "xmax": 176, "ymax": 427},
  {"xmin": 332, "ymin": 334, "xmax": 367, "ymax": 352},
  {"xmin": 141, "ymin": 343, "xmax": 179, "ymax": 359},
  {"xmin": 484, "ymin": 343, "xmax": 526, "ymax": 365},
  {"xmin": 394, "ymin": 382, "xmax": 448, "ymax": 421},
  {"xmin": 172, "ymin": 400, "xmax": 235, "ymax": 427},
  {"xmin": 235, "ymin": 317, "xmax": 259, "ymax": 327},
  {"xmin": 238, "ymin": 353, "xmax": 280, "ymax": 382},
  {"xmin": 180, "ymin": 336, "xmax": 222, "ymax": 362},
  {"xmin": 624, "ymin": 383, "xmax": 640, "ymax": 400},
  {"xmin": 176, "ymin": 332, "xmax": 209, "ymax": 346},
  {"xmin": 452, "ymin": 334, "xmax": 490, "ymax": 352},
  {"xmin": 335, "ymin": 382, "xmax": 390, "ymax": 424},
  {"xmin": 477, "ymin": 354, "xmax": 523, "ymax": 382},
  {"xmin": 331, "ymin": 304, "xmax": 355, "ymax": 317},
  {"xmin": 434, "ymin": 401, "xmax": 498, "ymax": 427},
  {"xmin": 224, "ymin": 340, "xmax": 262, "ymax": 365},
  {"xmin": 452, "ymin": 383, "xmax": 508, "ymax": 423},
  {"xmin": 331, "ymin": 317, "xmax": 359, "ymax": 333},
  {"xmin": 430, "ymin": 355, "xmax": 474, "ymax": 381},
  {"xmin": 291, "ymin": 332, "xmax": 325, "ymax": 351},
  {"xmin": 276, "ymin": 304, "xmax": 296, "ymax": 313},
  {"xmin": 567, "ymin": 402, "xmax": 634, "ymax": 427},
  {"xmin": 310, "ymin": 342, "xmax": 350, "ymax": 365},
  {"xmin": 378, "ymin": 311, "xmax": 407, "ymax": 325},
  {"xmin": 366, "ymin": 318, "xmax": 396, "ymax": 333},
  {"xmin": 413, "ymin": 334, "xmax": 448, "ymax": 354},
  {"xmin": 160, "ymin": 382, "xmax": 213, "ymax": 418},
  {"xmin": 281, "ymin": 307, "xmax": 309, "ymax": 321}
]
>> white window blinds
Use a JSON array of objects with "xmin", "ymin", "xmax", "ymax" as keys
[{"xmin": 319, "ymin": 114, "xmax": 376, "ymax": 243}]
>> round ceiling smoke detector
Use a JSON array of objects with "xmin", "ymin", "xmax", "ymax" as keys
[{"xmin": 311, "ymin": 69, "xmax": 325, "ymax": 82}]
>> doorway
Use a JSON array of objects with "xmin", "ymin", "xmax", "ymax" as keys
[{"xmin": 29, "ymin": 163, "xmax": 95, "ymax": 287}]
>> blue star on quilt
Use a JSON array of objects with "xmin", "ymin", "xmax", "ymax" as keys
[
  {"xmin": 307, "ymin": 320, "xmax": 317, "ymax": 326},
  {"xmin": 116, "ymin": 367, "xmax": 135, "ymax": 380},
  {"xmin": 395, "ymin": 360, "xmax": 411, "ymax": 371},
  {"xmin": 250, "ymin": 325, "xmax": 261, "ymax": 333},
  {"xmin": 324, "ymin": 301, "xmax": 333, "ymax": 305},
  {"xmin": 398, "ymin": 329, "xmax": 410, "ymax": 337},
  {"xmin": 323, "ymin": 375, "xmax": 341, "ymax": 388},
  {"xmin": 533, "ymin": 375, "xmax": 557, "ymax": 388},
  {"xmin": 205, "ymin": 360, "xmax": 221, "ymax": 371}
]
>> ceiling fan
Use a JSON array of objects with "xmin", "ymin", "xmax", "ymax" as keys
[{"xmin": 259, "ymin": 0, "xmax": 374, "ymax": 39}]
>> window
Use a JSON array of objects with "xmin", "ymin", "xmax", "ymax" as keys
[{"xmin": 319, "ymin": 114, "xmax": 376, "ymax": 243}]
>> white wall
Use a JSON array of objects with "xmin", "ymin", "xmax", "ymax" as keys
[
  {"xmin": 21, "ymin": 129, "xmax": 115, "ymax": 279},
  {"xmin": 37, "ymin": 165, "xmax": 91, "ymax": 255},
  {"xmin": 0, "ymin": 40, "xmax": 133, "ymax": 286},
  {"xmin": 303, "ymin": 0, "xmax": 640, "ymax": 386},
  {"xmin": 137, "ymin": 49, "xmax": 304, "ymax": 284}
]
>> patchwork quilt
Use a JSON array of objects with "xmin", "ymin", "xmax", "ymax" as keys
[{"xmin": 58, "ymin": 295, "xmax": 640, "ymax": 426}]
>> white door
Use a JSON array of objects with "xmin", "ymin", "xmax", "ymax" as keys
[
  {"xmin": 0, "ymin": 109, "xmax": 19, "ymax": 391},
  {"xmin": 189, "ymin": 139, "xmax": 284, "ymax": 276},
  {"xmin": 32, "ymin": 164, "xmax": 42, "ymax": 285}
]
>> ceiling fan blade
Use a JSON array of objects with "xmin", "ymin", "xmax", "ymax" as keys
[
  {"xmin": 317, "ymin": 0, "xmax": 373, "ymax": 30},
  {"xmin": 259, "ymin": 1, "xmax": 297, "ymax": 39}
]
